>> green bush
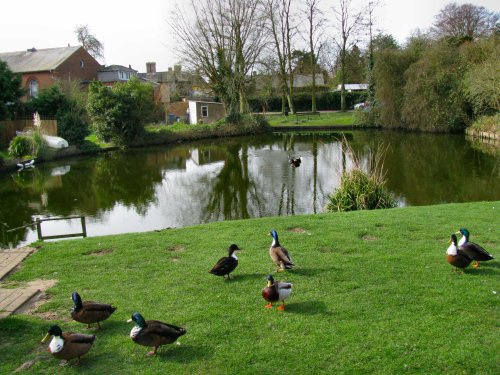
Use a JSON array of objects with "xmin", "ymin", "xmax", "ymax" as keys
[
  {"xmin": 58, "ymin": 111, "xmax": 89, "ymax": 145},
  {"xmin": 326, "ymin": 169, "xmax": 397, "ymax": 211},
  {"xmin": 87, "ymin": 78, "xmax": 154, "ymax": 145},
  {"xmin": 8, "ymin": 135, "xmax": 32, "ymax": 158},
  {"xmin": 326, "ymin": 141, "xmax": 397, "ymax": 212}
]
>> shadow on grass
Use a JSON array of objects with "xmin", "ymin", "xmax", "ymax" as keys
[
  {"xmin": 287, "ymin": 267, "xmax": 330, "ymax": 277},
  {"xmin": 285, "ymin": 300, "xmax": 331, "ymax": 316},
  {"xmin": 225, "ymin": 273, "xmax": 265, "ymax": 282},
  {"xmin": 156, "ymin": 343, "xmax": 213, "ymax": 363}
]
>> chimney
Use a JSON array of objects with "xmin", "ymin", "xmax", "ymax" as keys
[
  {"xmin": 168, "ymin": 67, "xmax": 172, "ymax": 72},
  {"xmin": 146, "ymin": 62, "xmax": 156, "ymax": 74},
  {"xmin": 129, "ymin": 64, "xmax": 131, "ymax": 69}
]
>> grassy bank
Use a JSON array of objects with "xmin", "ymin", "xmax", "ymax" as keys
[
  {"xmin": 1, "ymin": 201, "xmax": 498, "ymax": 374},
  {"xmin": 267, "ymin": 111, "xmax": 356, "ymax": 127}
]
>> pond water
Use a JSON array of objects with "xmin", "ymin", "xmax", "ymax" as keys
[{"xmin": 1, "ymin": 130, "xmax": 498, "ymax": 247}]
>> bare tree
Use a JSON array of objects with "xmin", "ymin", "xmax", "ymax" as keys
[
  {"xmin": 75, "ymin": 25, "xmax": 104, "ymax": 61},
  {"xmin": 263, "ymin": 0, "xmax": 296, "ymax": 114},
  {"xmin": 432, "ymin": 3, "xmax": 499, "ymax": 41},
  {"xmin": 170, "ymin": 0, "xmax": 266, "ymax": 117},
  {"xmin": 331, "ymin": 0, "xmax": 366, "ymax": 111},
  {"xmin": 303, "ymin": 0, "xmax": 325, "ymax": 113}
]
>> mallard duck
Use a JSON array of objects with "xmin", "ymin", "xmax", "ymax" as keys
[
  {"xmin": 456, "ymin": 228, "xmax": 494, "ymax": 269},
  {"xmin": 71, "ymin": 291, "xmax": 117, "ymax": 329},
  {"xmin": 127, "ymin": 312, "xmax": 186, "ymax": 356},
  {"xmin": 446, "ymin": 233, "xmax": 472, "ymax": 272},
  {"xmin": 262, "ymin": 274, "xmax": 292, "ymax": 311},
  {"xmin": 288, "ymin": 155, "xmax": 302, "ymax": 167},
  {"xmin": 269, "ymin": 230, "xmax": 293, "ymax": 272},
  {"xmin": 41, "ymin": 325, "xmax": 95, "ymax": 366},
  {"xmin": 209, "ymin": 244, "xmax": 242, "ymax": 279}
]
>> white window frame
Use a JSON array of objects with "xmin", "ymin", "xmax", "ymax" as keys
[
  {"xmin": 28, "ymin": 79, "xmax": 39, "ymax": 98},
  {"xmin": 201, "ymin": 106, "xmax": 208, "ymax": 118}
]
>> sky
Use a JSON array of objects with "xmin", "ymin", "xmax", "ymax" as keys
[{"xmin": 0, "ymin": 0, "xmax": 498, "ymax": 73}]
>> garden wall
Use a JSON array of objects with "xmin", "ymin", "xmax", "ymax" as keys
[{"xmin": 0, "ymin": 120, "xmax": 58, "ymax": 148}]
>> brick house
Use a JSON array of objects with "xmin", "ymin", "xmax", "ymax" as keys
[{"xmin": 0, "ymin": 46, "xmax": 101, "ymax": 99}]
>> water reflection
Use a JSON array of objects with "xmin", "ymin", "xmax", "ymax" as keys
[{"xmin": 0, "ymin": 130, "xmax": 498, "ymax": 247}]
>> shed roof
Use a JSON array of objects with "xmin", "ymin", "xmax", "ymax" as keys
[{"xmin": 0, "ymin": 46, "xmax": 83, "ymax": 73}]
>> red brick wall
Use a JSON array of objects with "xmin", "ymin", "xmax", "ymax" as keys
[
  {"xmin": 56, "ymin": 47, "xmax": 101, "ymax": 82},
  {"xmin": 21, "ymin": 72, "xmax": 55, "ymax": 92}
]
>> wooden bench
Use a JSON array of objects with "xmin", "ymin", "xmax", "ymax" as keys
[{"xmin": 295, "ymin": 111, "xmax": 321, "ymax": 120}]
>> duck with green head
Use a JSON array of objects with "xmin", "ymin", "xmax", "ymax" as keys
[
  {"xmin": 269, "ymin": 230, "xmax": 294, "ymax": 272},
  {"xmin": 262, "ymin": 274, "xmax": 293, "ymax": 311},
  {"xmin": 127, "ymin": 312, "xmax": 186, "ymax": 356},
  {"xmin": 41, "ymin": 325, "xmax": 95, "ymax": 366},
  {"xmin": 71, "ymin": 291, "xmax": 117, "ymax": 329},
  {"xmin": 446, "ymin": 233, "xmax": 472, "ymax": 273},
  {"xmin": 456, "ymin": 228, "xmax": 494, "ymax": 269}
]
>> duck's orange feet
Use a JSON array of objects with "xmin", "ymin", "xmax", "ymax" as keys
[
  {"xmin": 264, "ymin": 303, "xmax": 273, "ymax": 308},
  {"xmin": 277, "ymin": 305, "xmax": 285, "ymax": 311},
  {"xmin": 473, "ymin": 261, "xmax": 479, "ymax": 269}
]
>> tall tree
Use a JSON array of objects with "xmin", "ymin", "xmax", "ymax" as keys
[
  {"xmin": 264, "ymin": 0, "xmax": 296, "ymax": 114},
  {"xmin": 432, "ymin": 3, "xmax": 499, "ymax": 41},
  {"xmin": 304, "ymin": 0, "xmax": 325, "ymax": 113},
  {"xmin": 171, "ymin": 0, "xmax": 266, "ymax": 117},
  {"xmin": 332, "ymin": 0, "xmax": 366, "ymax": 111},
  {"xmin": 75, "ymin": 24, "xmax": 105, "ymax": 61},
  {"xmin": 0, "ymin": 60, "xmax": 23, "ymax": 120}
]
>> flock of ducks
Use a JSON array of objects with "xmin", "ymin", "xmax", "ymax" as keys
[
  {"xmin": 41, "ymin": 230, "xmax": 295, "ymax": 366},
  {"xmin": 40, "ymin": 225, "xmax": 495, "ymax": 366}
]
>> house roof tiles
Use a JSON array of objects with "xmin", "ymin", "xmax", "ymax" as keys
[{"xmin": 0, "ymin": 46, "xmax": 83, "ymax": 73}]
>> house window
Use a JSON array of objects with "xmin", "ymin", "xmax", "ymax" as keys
[
  {"xmin": 201, "ymin": 106, "xmax": 208, "ymax": 117},
  {"xmin": 28, "ymin": 79, "xmax": 39, "ymax": 98},
  {"xmin": 80, "ymin": 59, "xmax": 85, "ymax": 68}
]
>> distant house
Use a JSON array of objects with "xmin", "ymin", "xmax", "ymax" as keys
[
  {"xmin": 188, "ymin": 100, "xmax": 225, "ymax": 125},
  {"xmin": 335, "ymin": 83, "xmax": 368, "ymax": 92},
  {"xmin": 0, "ymin": 46, "xmax": 101, "ymax": 99},
  {"xmin": 139, "ymin": 62, "xmax": 211, "ymax": 104},
  {"xmin": 251, "ymin": 73, "xmax": 325, "ymax": 92},
  {"xmin": 293, "ymin": 74, "xmax": 325, "ymax": 88},
  {"xmin": 98, "ymin": 64, "xmax": 138, "ymax": 86}
]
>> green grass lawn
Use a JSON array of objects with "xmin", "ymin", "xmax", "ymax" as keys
[
  {"xmin": 267, "ymin": 111, "xmax": 356, "ymax": 127},
  {"xmin": 1, "ymin": 202, "xmax": 499, "ymax": 374}
]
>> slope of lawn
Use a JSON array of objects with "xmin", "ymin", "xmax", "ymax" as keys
[
  {"xmin": 267, "ymin": 111, "xmax": 356, "ymax": 127},
  {"xmin": 0, "ymin": 201, "xmax": 498, "ymax": 374}
]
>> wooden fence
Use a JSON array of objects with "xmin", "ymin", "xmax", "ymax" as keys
[{"xmin": 0, "ymin": 119, "xmax": 58, "ymax": 148}]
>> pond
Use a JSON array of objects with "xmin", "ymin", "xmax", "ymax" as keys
[{"xmin": 1, "ymin": 130, "xmax": 498, "ymax": 247}]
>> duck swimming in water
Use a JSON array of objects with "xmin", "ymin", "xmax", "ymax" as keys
[{"xmin": 288, "ymin": 155, "xmax": 302, "ymax": 167}]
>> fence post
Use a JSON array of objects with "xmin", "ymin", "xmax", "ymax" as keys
[
  {"xmin": 36, "ymin": 218, "xmax": 42, "ymax": 240},
  {"xmin": 81, "ymin": 216, "xmax": 87, "ymax": 238}
]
